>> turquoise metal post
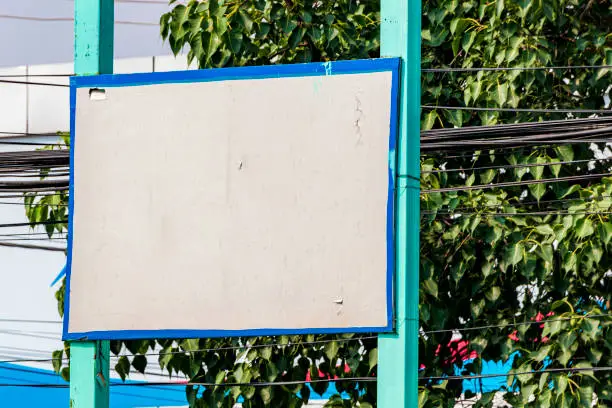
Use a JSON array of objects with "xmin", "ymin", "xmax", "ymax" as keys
[
  {"xmin": 377, "ymin": 0, "xmax": 421, "ymax": 407},
  {"xmin": 71, "ymin": 1, "xmax": 113, "ymax": 407}
]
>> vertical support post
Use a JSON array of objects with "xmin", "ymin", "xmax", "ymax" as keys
[
  {"xmin": 377, "ymin": 0, "xmax": 421, "ymax": 407},
  {"xmin": 74, "ymin": 0, "xmax": 114, "ymax": 76},
  {"xmin": 71, "ymin": 1, "xmax": 113, "ymax": 407}
]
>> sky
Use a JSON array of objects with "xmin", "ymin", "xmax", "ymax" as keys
[{"xmin": 0, "ymin": 0, "xmax": 174, "ymax": 67}]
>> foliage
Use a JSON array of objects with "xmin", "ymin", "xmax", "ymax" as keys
[
  {"xmin": 24, "ymin": 0, "xmax": 612, "ymax": 407},
  {"xmin": 160, "ymin": 0, "xmax": 380, "ymax": 68}
]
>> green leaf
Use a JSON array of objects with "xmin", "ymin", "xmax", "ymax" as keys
[
  {"xmin": 531, "ymin": 156, "xmax": 546, "ymax": 180},
  {"xmin": 182, "ymin": 338, "xmax": 199, "ymax": 352},
  {"xmin": 203, "ymin": 31, "xmax": 222, "ymax": 62},
  {"xmin": 422, "ymin": 110, "xmax": 438, "ymax": 130},
  {"xmin": 52, "ymin": 350, "xmax": 63, "ymax": 373},
  {"xmin": 496, "ymin": 0, "xmax": 504, "ymax": 17},
  {"xmin": 238, "ymin": 10, "xmax": 253, "ymax": 32},
  {"xmin": 470, "ymin": 80, "xmax": 482, "ymax": 101},
  {"xmin": 555, "ymin": 145, "xmax": 574, "ymax": 162},
  {"xmin": 450, "ymin": 18, "xmax": 467, "ymax": 35},
  {"xmin": 418, "ymin": 389, "xmax": 429, "ymax": 408},
  {"xmin": 132, "ymin": 355, "xmax": 147, "ymax": 374},
  {"xmin": 575, "ymin": 218, "xmax": 595, "ymax": 238},
  {"xmin": 471, "ymin": 298, "xmax": 485, "ymax": 318},
  {"xmin": 324, "ymin": 341, "xmax": 339, "ymax": 361},
  {"xmin": 549, "ymin": 158, "xmax": 561, "ymax": 177},
  {"xmin": 529, "ymin": 345, "xmax": 551, "ymax": 362},
  {"xmin": 466, "ymin": 173, "xmax": 475, "ymax": 187},
  {"xmin": 598, "ymin": 222, "xmax": 612, "ymax": 244},
  {"xmin": 538, "ymin": 372, "xmax": 549, "ymax": 391},
  {"xmin": 423, "ymin": 279, "xmax": 438, "ymax": 298},
  {"xmin": 61, "ymin": 367, "xmax": 70, "ymax": 382},
  {"xmin": 534, "ymin": 225, "xmax": 554, "ymax": 235},
  {"xmin": 260, "ymin": 346, "xmax": 272, "ymax": 361},
  {"xmin": 368, "ymin": 348, "xmax": 378, "ymax": 371},
  {"xmin": 539, "ymin": 388, "xmax": 552, "ymax": 408},
  {"xmin": 556, "ymin": 374, "xmax": 568, "ymax": 395},
  {"xmin": 260, "ymin": 386, "xmax": 272, "ymax": 404},
  {"xmin": 479, "ymin": 169, "xmax": 496, "ymax": 184},
  {"xmin": 528, "ymin": 183, "xmax": 546, "ymax": 202},
  {"xmin": 115, "ymin": 356, "xmax": 130, "ymax": 381},
  {"xmin": 443, "ymin": 109, "xmax": 463, "ymax": 128},
  {"xmin": 462, "ymin": 31, "xmax": 477, "ymax": 54},
  {"xmin": 228, "ymin": 31, "xmax": 243, "ymax": 54},
  {"xmin": 521, "ymin": 384, "xmax": 537, "ymax": 404},
  {"xmin": 215, "ymin": 369, "xmax": 226, "ymax": 386},
  {"xmin": 494, "ymin": 82, "xmax": 508, "ymax": 106},
  {"xmin": 586, "ymin": 347, "xmax": 603, "ymax": 364},
  {"xmin": 504, "ymin": 242, "xmax": 524, "ymax": 266},
  {"xmin": 279, "ymin": 17, "xmax": 298, "ymax": 34},
  {"xmin": 578, "ymin": 385, "xmax": 594, "ymax": 408},
  {"xmin": 485, "ymin": 286, "xmax": 501, "ymax": 302}
]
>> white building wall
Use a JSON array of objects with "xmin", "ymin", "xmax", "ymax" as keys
[{"xmin": 0, "ymin": 55, "xmax": 194, "ymax": 380}]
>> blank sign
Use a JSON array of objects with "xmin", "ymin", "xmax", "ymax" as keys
[{"xmin": 65, "ymin": 59, "xmax": 399, "ymax": 340}]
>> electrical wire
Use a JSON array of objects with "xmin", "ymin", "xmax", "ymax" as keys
[
  {"xmin": 0, "ymin": 172, "xmax": 69, "ymax": 178},
  {"xmin": 421, "ymin": 172, "xmax": 612, "ymax": 194},
  {"xmin": 0, "ymin": 357, "xmax": 65, "ymax": 365},
  {"xmin": 424, "ymin": 210, "xmax": 612, "ymax": 217},
  {"xmin": 0, "ymin": 330, "xmax": 60, "ymax": 340},
  {"xmin": 422, "ymin": 313, "xmax": 611, "ymax": 335},
  {"xmin": 426, "ymin": 195, "xmax": 612, "ymax": 213},
  {"xmin": 422, "ymin": 65, "xmax": 612, "ymax": 72},
  {"xmin": 0, "ymin": 238, "xmax": 66, "ymax": 242},
  {"xmin": 0, "ymin": 74, "xmax": 71, "ymax": 79},
  {"xmin": 422, "ymin": 106, "xmax": 612, "ymax": 114},
  {"xmin": 0, "ymin": 193, "xmax": 63, "ymax": 199},
  {"xmin": 0, "ymin": 232, "xmax": 65, "ymax": 238},
  {"xmin": 0, "ymin": 131, "xmax": 65, "ymax": 137},
  {"xmin": 0, "ymin": 201, "xmax": 67, "ymax": 206},
  {"xmin": 127, "ymin": 335, "xmax": 378, "ymax": 359},
  {"xmin": 0, "ymin": 220, "xmax": 64, "ymax": 228},
  {"xmin": 0, "ymin": 15, "xmax": 158, "ymax": 26},
  {"xmin": 420, "ymin": 366, "xmax": 612, "ymax": 382},
  {"xmin": 0, "ymin": 79, "xmax": 68, "ymax": 88},
  {"xmin": 422, "ymin": 157, "xmax": 611, "ymax": 175},
  {"xmin": 0, "ymin": 242, "xmax": 65, "ymax": 251},
  {"xmin": 0, "ymin": 376, "xmax": 375, "ymax": 388},
  {"xmin": 0, "ymin": 318, "xmax": 61, "ymax": 324},
  {"xmin": 0, "ymin": 141, "xmax": 66, "ymax": 146}
]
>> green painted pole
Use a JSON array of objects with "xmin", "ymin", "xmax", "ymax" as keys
[
  {"xmin": 71, "ymin": 1, "xmax": 113, "ymax": 407},
  {"xmin": 377, "ymin": 0, "xmax": 421, "ymax": 407}
]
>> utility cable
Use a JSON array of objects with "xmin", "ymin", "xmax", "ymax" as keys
[
  {"xmin": 0, "ymin": 79, "xmax": 68, "ymax": 87},
  {"xmin": 0, "ymin": 318, "xmax": 61, "ymax": 324},
  {"xmin": 424, "ymin": 210, "xmax": 612, "ymax": 217},
  {"xmin": 421, "ymin": 172, "xmax": 612, "ymax": 194},
  {"xmin": 421, "ymin": 157, "xmax": 609, "ymax": 175},
  {"xmin": 121, "ymin": 336, "xmax": 378, "ymax": 359},
  {"xmin": 420, "ymin": 366, "xmax": 612, "ymax": 382},
  {"xmin": 422, "ymin": 313, "xmax": 611, "ymax": 336},
  {"xmin": 0, "ymin": 14, "xmax": 158, "ymax": 26},
  {"xmin": 0, "ymin": 376, "xmax": 375, "ymax": 388},
  {"xmin": 0, "ymin": 242, "xmax": 65, "ymax": 252},
  {"xmin": 423, "ymin": 65, "xmax": 612, "ymax": 73},
  {"xmin": 422, "ymin": 106, "xmax": 612, "ymax": 114}
]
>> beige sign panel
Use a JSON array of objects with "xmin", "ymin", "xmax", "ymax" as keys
[{"xmin": 65, "ymin": 59, "xmax": 399, "ymax": 340}]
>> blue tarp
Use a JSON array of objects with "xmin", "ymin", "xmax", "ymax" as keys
[
  {"xmin": 0, "ymin": 363, "xmax": 187, "ymax": 408},
  {"xmin": 1, "ymin": 358, "xmax": 520, "ymax": 406}
]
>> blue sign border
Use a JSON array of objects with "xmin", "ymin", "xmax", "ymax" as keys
[{"xmin": 64, "ymin": 58, "xmax": 400, "ymax": 341}]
